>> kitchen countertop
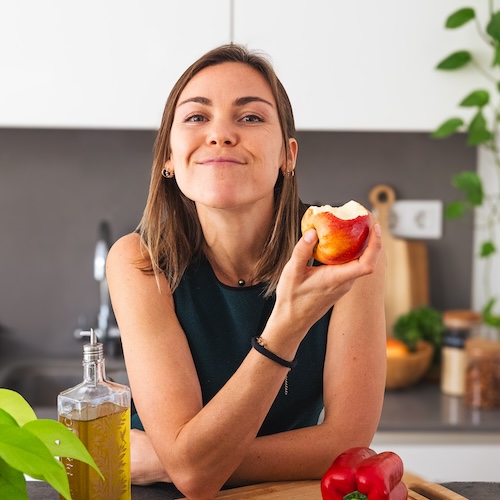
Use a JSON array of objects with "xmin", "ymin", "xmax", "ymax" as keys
[
  {"xmin": 26, "ymin": 480, "xmax": 500, "ymax": 499},
  {"xmin": 379, "ymin": 382, "xmax": 500, "ymax": 433}
]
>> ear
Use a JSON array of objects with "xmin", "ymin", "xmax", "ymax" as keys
[
  {"xmin": 281, "ymin": 138, "xmax": 298, "ymax": 174},
  {"xmin": 288, "ymin": 138, "xmax": 298, "ymax": 171}
]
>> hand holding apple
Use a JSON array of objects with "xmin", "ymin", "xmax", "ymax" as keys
[{"xmin": 301, "ymin": 200, "xmax": 371, "ymax": 265}]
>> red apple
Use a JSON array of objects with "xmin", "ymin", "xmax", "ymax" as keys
[{"xmin": 301, "ymin": 200, "xmax": 371, "ymax": 265}]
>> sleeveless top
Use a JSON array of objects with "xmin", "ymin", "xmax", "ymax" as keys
[{"xmin": 132, "ymin": 256, "xmax": 332, "ymax": 436}]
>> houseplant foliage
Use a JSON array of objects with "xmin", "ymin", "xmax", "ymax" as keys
[
  {"xmin": 433, "ymin": 5, "xmax": 500, "ymax": 328},
  {"xmin": 0, "ymin": 388, "xmax": 102, "ymax": 500},
  {"xmin": 393, "ymin": 306, "xmax": 445, "ymax": 354}
]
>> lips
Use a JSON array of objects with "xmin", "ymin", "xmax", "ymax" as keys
[{"xmin": 198, "ymin": 156, "xmax": 245, "ymax": 166}]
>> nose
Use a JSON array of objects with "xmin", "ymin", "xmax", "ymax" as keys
[{"xmin": 207, "ymin": 117, "xmax": 237, "ymax": 146}]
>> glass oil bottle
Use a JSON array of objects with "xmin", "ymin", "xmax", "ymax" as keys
[{"xmin": 58, "ymin": 329, "xmax": 131, "ymax": 500}]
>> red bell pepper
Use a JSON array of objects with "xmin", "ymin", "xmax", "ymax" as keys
[
  {"xmin": 320, "ymin": 447, "xmax": 407, "ymax": 500},
  {"xmin": 320, "ymin": 447, "xmax": 377, "ymax": 499},
  {"xmin": 389, "ymin": 482, "xmax": 408, "ymax": 500},
  {"xmin": 356, "ymin": 451, "xmax": 405, "ymax": 500}
]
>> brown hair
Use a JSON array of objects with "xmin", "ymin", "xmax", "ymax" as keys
[{"xmin": 138, "ymin": 44, "xmax": 302, "ymax": 296}]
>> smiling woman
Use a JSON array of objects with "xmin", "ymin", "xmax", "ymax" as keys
[
  {"xmin": 106, "ymin": 44, "xmax": 386, "ymax": 500},
  {"xmin": 167, "ymin": 62, "xmax": 290, "ymax": 214}
]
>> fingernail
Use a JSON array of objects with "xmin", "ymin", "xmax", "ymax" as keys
[
  {"xmin": 374, "ymin": 223, "xmax": 381, "ymax": 236},
  {"xmin": 304, "ymin": 228, "xmax": 317, "ymax": 243}
]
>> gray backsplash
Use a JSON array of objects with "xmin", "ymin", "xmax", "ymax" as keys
[{"xmin": 0, "ymin": 128, "xmax": 475, "ymax": 359}]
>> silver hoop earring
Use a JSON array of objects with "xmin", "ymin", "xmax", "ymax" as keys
[{"xmin": 162, "ymin": 168, "xmax": 174, "ymax": 179}]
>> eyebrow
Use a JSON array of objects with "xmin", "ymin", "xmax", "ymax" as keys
[{"xmin": 177, "ymin": 96, "xmax": 274, "ymax": 108}]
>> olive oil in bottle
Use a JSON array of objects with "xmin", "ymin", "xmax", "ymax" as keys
[{"xmin": 58, "ymin": 329, "xmax": 131, "ymax": 500}]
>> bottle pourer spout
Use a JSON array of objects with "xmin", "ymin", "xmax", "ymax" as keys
[
  {"xmin": 81, "ymin": 328, "xmax": 103, "ymax": 362},
  {"xmin": 80, "ymin": 328, "xmax": 98, "ymax": 345}
]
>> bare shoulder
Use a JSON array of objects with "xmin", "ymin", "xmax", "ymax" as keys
[{"xmin": 107, "ymin": 232, "xmax": 146, "ymax": 269}]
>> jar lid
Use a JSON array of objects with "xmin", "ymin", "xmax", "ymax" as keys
[{"xmin": 443, "ymin": 310, "xmax": 482, "ymax": 329}]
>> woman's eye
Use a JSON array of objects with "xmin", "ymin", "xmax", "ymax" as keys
[
  {"xmin": 241, "ymin": 114, "xmax": 263, "ymax": 123},
  {"xmin": 185, "ymin": 114, "xmax": 206, "ymax": 122}
]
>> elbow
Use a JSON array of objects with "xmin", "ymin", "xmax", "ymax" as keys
[{"xmin": 170, "ymin": 466, "xmax": 226, "ymax": 500}]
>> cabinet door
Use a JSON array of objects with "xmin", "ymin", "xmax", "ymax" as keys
[
  {"xmin": 0, "ymin": 0, "xmax": 229, "ymax": 129},
  {"xmin": 234, "ymin": 0, "xmax": 490, "ymax": 131}
]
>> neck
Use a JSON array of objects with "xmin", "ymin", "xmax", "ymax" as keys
[{"xmin": 198, "ymin": 204, "xmax": 273, "ymax": 287}]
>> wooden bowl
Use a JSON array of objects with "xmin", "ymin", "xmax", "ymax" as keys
[{"xmin": 385, "ymin": 340, "xmax": 434, "ymax": 389}]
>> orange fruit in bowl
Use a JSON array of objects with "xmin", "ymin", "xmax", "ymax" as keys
[{"xmin": 386, "ymin": 338, "xmax": 409, "ymax": 358}]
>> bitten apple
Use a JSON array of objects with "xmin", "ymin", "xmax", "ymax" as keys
[{"xmin": 301, "ymin": 200, "xmax": 371, "ymax": 265}]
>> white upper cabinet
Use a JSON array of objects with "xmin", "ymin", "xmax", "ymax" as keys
[
  {"xmin": 1, "ymin": 0, "xmax": 492, "ymax": 131},
  {"xmin": 233, "ymin": 0, "xmax": 493, "ymax": 132},
  {"xmin": 0, "ymin": 1, "xmax": 230, "ymax": 129}
]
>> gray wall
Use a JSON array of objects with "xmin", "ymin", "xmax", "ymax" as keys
[{"xmin": 0, "ymin": 128, "xmax": 475, "ymax": 360}]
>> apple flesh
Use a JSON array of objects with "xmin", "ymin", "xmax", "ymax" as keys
[{"xmin": 301, "ymin": 200, "xmax": 371, "ymax": 265}]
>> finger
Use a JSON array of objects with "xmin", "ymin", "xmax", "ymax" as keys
[
  {"xmin": 356, "ymin": 222, "xmax": 382, "ymax": 272},
  {"xmin": 291, "ymin": 228, "xmax": 318, "ymax": 265}
]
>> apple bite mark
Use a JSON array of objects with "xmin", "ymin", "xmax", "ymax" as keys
[{"xmin": 301, "ymin": 200, "xmax": 371, "ymax": 265}]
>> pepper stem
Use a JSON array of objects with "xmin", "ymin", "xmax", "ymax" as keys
[{"xmin": 344, "ymin": 492, "xmax": 368, "ymax": 500}]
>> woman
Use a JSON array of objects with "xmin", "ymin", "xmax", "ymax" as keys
[{"xmin": 107, "ymin": 44, "xmax": 386, "ymax": 500}]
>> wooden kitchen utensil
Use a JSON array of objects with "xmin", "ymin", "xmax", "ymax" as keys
[
  {"xmin": 369, "ymin": 185, "xmax": 429, "ymax": 335},
  {"xmin": 406, "ymin": 481, "xmax": 469, "ymax": 500}
]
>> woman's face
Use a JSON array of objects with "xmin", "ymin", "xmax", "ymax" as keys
[{"xmin": 166, "ymin": 62, "xmax": 297, "ymax": 212}]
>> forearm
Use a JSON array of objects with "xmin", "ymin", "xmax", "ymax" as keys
[
  {"xmin": 228, "ymin": 417, "xmax": 375, "ymax": 487},
  {"xmin": 149, "ymin": 339, "xmax": 299, "ymax": 498}
]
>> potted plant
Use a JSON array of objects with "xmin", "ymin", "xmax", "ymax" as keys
[
  {"xmin": 0, "ymin": 388, "xmax": 102, "ymax": 500},
  {"xmin": 433, "ymin": 4, "xmax": 500, "ymax": 335}
]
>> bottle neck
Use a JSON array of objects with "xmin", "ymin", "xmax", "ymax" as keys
[{"xmin": 83, "ymin": 359, "xmax": 106, "ymax": 385}]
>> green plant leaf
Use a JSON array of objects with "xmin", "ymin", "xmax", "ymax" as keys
[
  {"xmin": 480, "ymin": 241, "xmax": 496, "ymax": 257},
  {"xmin": 492, "ymin": 45, "xmax": 500, "ymax": 67},
  {"xmin": 486, "ymin": 11, "xmax": 500, "ymax": 42},
  {"xmin": 0, "ymin": 423, "xmax": 72, "ymax": 499},
  {"xmin": 0, "ymin": 457, "xmax": 28, "ymax": 500},
  {"xmin": 432, "ymin": 117, "xmax": 464, "ymax": 138},
  {"xmin": 452, "ymin": 171, "xmax": 484, "ymax": 205},
  {"xmin": 467, "ymin": 110, "xmax": 493, "ymax": 145},
  {"xmin": 483, "ymin": 298, "xmax": 500, "ymax": 327},
  {"xmin": 0, "ymin": 408, "xmax": 20, "ymax": 426},
  {"xmin": 460, "ymin": 90, "xmax": 490, "ymax": 107},
  {"xmin": 0, "ymin": 389, "xmax": 37, "ymax": 426},
  {"xmin": 468, "ymin": 127, "xmax": 493, "ymax": 145},
  {"xmin": 446, "ymin": 8, "xmax": 475, "ymax": 28},
  {"xmin": 24, "ymin": 419, "xmax": 103, "ymax": 479},
  {"xmin": 37, "ymin": 461, "xmax": 73, "ymax": 500},
  {"xmin": 444, "ymin": 200, "xmax": 466, "ymax": 219},
  {"xmin": 436, "ymin": 51, "xmax": 472, "ymax": 70},
  {"xmin": 393, "ymin": 306, "xmax": 444, "ymax": 350}
]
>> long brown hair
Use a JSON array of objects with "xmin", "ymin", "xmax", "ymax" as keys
[{"xmin": 138, "ymin": 44, "xmax": 302, "ymax": 296}]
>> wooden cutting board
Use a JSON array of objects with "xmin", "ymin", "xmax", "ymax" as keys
[
  {"xmin": 369, "ymin": 185, "xmax": 429, "ymax": 335},
  {"xmin": 205, "ymin": 473, "xmax": 468, "ymax": 499}
]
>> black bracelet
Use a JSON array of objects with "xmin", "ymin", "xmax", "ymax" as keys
[{"xmin": 251, "ymin": 336, "xmax": 297, "ymax": 370}]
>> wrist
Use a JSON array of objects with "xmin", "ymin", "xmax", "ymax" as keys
[{"xmin": 251, "ymin": 336, "xmax": 297, "ymax": 369}]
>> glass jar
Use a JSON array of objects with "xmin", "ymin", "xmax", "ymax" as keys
[
  {"xmin": 440, "ymin": 310, "xmax": 481, "ymax": 396},
  {"xmin": 464, "ymin": 338, "xmax": 500, "ymax": 409}
]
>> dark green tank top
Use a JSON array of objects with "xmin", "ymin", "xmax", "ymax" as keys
[{"xmin": 132, "ymin": 256, "xmax": 331, "ymax": 436}]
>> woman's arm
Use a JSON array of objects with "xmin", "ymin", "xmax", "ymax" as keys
[
  {"xmin": 107, "ymin": 225, "xmax": 383, "ymax": 499},
  {"xmin": 229, "ymin": 224, "xmax": 386, "ymax": 486}
]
